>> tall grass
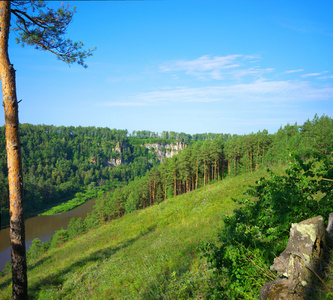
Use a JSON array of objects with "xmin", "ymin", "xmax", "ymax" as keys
[{"xmin": 0, "ymin": 167, "xmax": 284, "ymax": 299}]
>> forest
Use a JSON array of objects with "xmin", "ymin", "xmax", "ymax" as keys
[
  {"xmin": 0, "ymin": 123, "xmax": 233, "ymax": 226},
  {"xmin": 0, "ymin": 124, "xmax": 180, "ymax": 226},
  {"xmin": 86, "ymin": 114, "xmax": 333, "ymax": 228},
  {"xmin": 1, "ymin": 114, "xmax": 333, "ymax": 298},
  {"xmin": 1, "ymin": 114, "xmax": 332, "ymax": 227}
]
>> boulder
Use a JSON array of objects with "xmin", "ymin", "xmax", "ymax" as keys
[{"xmin": 259, "ymin": 215, "xmax": 330, "ymax": 300}]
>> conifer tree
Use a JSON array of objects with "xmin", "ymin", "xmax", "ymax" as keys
[{"xmin": 0, "ymin": 1, "xmax": 94, "ymax": 298}]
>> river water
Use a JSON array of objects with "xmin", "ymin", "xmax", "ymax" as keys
[{"xmin": 0, "ymin": 198, "xmax": 96, "ymax": 271}]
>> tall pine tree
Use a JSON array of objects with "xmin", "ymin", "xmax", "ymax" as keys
[{"xmin": 0, "ymin": 1, "xmax": 94, "ymax": 298}]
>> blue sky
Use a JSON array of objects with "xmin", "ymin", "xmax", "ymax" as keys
[{"xmin": 1, "ymin": 0, "xmax": 333, "ymax": 135}]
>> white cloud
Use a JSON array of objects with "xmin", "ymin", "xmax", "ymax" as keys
[
  {"xmin": 100, "ymin": 55, "xmax": 333, "ymax": 111},
  {"xmin": 100, "ymin": 101, "xmax": 147, "ymax": 107},
  {"xmin": 159, "ymin": 54, "xmax": 241, "ymax": 72},
  {"xmin": 320, "ymin": 75, "xmax": 333, "ymax": 79},
  {"xmin": 129, "ymin": 80, "xmax": 333, "ymax": 105},
  {"xmin": 159, "ymin": 54, "xmax": 262, "ymax": 80},
  {"xmin": 284, "ymin": 69, "xmax": 304, "ymax": 74},
  {"xmin": 301, "ymin": 71, "xmax": 328, "ymax": 78},
  {"xmin": 229, "ymin": 67, "xmax": 274, "ymax": 80}
]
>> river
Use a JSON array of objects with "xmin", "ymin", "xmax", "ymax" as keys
[{"xmin": 0, "ymin": 198, "xmax": 96, "ymax": 271}]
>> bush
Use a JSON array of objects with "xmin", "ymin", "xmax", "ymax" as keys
[
  {"xmin": 67, "ymin": 217, "xmax": 86, "ymax": 238},
  {"xmin": 27, "ymin": 238, "xmax": 45, "ymax": 260},
  {"xmin": 202, "ymin": 153, "xmax": 333, "ymax": 299},
  {"xmin": 0, "ymin": 261, "xmax": 11, "ymax": 277},
  {"xmin": 49, "ymin": 229, "xmax": 69, "ymax": 249}
]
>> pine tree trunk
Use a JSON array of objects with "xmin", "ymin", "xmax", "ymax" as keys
[
  {"xmin": 153, "ymin": 180, "xmax": 156, "ymax": 203},
  {"xmin": 204, "ymin": 161, "xmax": 206, "ymax": 186},
  {"xmin": 0, "ymin": 2, "xmax": 28, "ymax": 299},
  {"xmin": 256, "ymin": 140, "xmax": 259, "ymax": 170},
  {"xmin": 148, "ymin": 182, "xmax": 150, "ymax": 205},
  {"xmin": 215, "ymin": 160, "xmax": 217, "ymax": 180},
  {"xmin": 250, "ymin": 151, "xmax": 253, "ymax": 173},
  {"xmin": 221, "ymin": 158, "xmax": 224, "ymax": 178}
]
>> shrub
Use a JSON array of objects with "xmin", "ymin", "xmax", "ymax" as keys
[
  {"xmin": 67, "ymin": 217, "xmax": 86, "ymax": 238},
  {"xmin": 27, "ymin": 238, "xmax": 45, "ymax": 260},
  {"xmin": 49, "ymin": 229, "xmax": 69, "ymax": 249},
  {"xmin": 202, "ymin": 153, "xmax": 333, "ymax": 299},
  {"xmin": 0, "ymin": 261, "xmax": 11, "ymax": 277}
]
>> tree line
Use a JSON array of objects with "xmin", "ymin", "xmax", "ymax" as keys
[
  {"xmin": 1, "ymin": 114, "xmax": 331, "ymax": 228},
  {"xmin": 0, "ymin": 124, "xmax": 235, "ymax": 226},
  {"xmin": 85, "ymin": 114, "xmax": 333, "ymax": 227},
  {"xmin": 131, "ymin": 130, "xmax": 232, "ymax": 143},
  {"xmin": 0, "ymin": 124, "xmax": 164, "ymax": 226}
]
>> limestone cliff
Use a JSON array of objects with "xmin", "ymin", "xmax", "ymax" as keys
[
  {"xmin": 105, "ymin": 142, "xmax": 124, "ymax": 167},
  {"xmin": 144, "ymin": 142, "xmax": 186, "ymax": 162},
  {"xmin": 105, "ymin": 142, "xmax": 185, "ymax": 167}
]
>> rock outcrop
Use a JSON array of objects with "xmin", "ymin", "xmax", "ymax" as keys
[
  {"xmin": 105, "ymin": 142, "xmax": 124, "ymax": 167},
  {"xmin": 106, "ymin": 158, "xmax": 122, "ymax": 167},
  {"xmin": 259, "ymin": 214, "xmax": 333, "ymax": 300},
  {"xmin": 144, "ymin": 142, "xmax": 185, "ymax": 162},
  {"xmin": 105, "ymin": 142, "xmax": 185, "ymax": 167}
]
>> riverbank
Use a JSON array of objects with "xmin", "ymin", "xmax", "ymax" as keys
[
  {"xmin": 0, "ymin": 196, "xmax": 98, "ymax": 271},
  {"xmin": 39, "ymin": 187, "xmax": 106, "ymax": 216},
  {"xmin": 0, "ymin": 184, "xmax": 116, "ymax": 230}
]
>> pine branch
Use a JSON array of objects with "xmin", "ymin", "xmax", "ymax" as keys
[
  {"xmin": 11, "ymin": 9, "xmax": 48, "ymax": 29},
  {"xmin": 10, "ymin": 1, "xmax": 95, "ymax": 68}
]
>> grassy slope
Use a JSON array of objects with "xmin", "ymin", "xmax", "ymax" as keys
[{"xmin": 0, "ymin": 168, "xmax": 284, "ymax": 299}]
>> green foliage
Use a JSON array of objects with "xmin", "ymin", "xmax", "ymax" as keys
[
  {"xmin": 84, "ymin": 115, "xmax": 333, "ymax": 234},
  {"xmin": 0, "ymin": 124, "xmax": 160, "ymax": 225},
  {"xmin": 12, "ymin": 0, "xmax": 95, "ymax": 67},
  {"xmin": 49, "ymin": 229, "xmax": 69, "ymax": 249},
  {"xmin": 125, "ymin": 191, "xmax": 138, "ymax": 213},
  {"xmin": 27, "ymin": 238, "xmax": 45, "ymax": 261},
  {"xmin": 0, "ymin": 261, "xmax": 11, "ymax": 278},
  {"xmin": 2, "ymin": 162, "xmax": 264, "ymax": 299},
  {"xmin": 1, "ymin": 115, "xmax": 330, "ymax": 227},
  {"xmin": 202, "ymin": 153, "xmax": 333, "ymax": 299},
  {"xmin": 67, "ymin": 218, "xmax": 86, "ymax": 239},
  {"xmin": 40, "ymin": 185, "xmax": 108, "ymax": 216},
  {"xmin": 2, "ymin": 115, "xmax": 333, "ymax": 297}
]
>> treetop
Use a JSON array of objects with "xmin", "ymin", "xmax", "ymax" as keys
[{"xmin": 11, "ymin": 0, "xmax": 95, "ymax": 68}]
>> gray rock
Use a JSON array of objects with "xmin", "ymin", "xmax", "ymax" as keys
[{"xmin": 259, "ymin": 215, "xmax": 329, "ymax": 300}]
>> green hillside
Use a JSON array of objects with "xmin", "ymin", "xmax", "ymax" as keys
[
  {"xmin": 0, "ymin": 167, "xmax": 281, "ymax": 299},
  {"xmin": 1, "ymin": 115, "xmax": 333, "ymax": 299}
]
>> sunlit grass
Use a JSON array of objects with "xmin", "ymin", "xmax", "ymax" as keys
[{"xmin": 0, "ymin": 167, "xmax": 285, "ymax": 299}]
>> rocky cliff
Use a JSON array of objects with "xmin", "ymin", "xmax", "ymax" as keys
[
  {"xmin": 144, "ymin": 142, "xmax": 186, "ymax": 162},
  {"xmin": 105, "ymin": 142, "xmax": 186, "ymax": 167}
]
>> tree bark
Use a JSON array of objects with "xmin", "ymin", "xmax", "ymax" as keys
[
  {"xmin": 195, "ymin": 165, "xmax": 198, "ymax": 190},
  {"xmin": 203, "ymin": 161, "xmax": 206, "ymax": 186},
  {"xmin": 0, "ymin": 2, "xmax": 28, "ymax": 299}
]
